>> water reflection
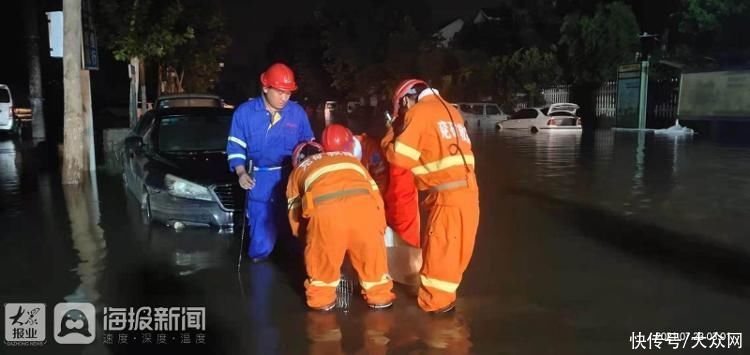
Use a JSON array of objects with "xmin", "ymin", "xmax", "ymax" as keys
[
  {"xmin": 61, "ymin": 172, "xmax": 107, "ymax": 306},
  {"xmin": 0, "ymin": 139, "xmax": 21, "ymax": 215},
  {"xmin": 302, "ymin": 305, "xmax": 472, "ymax": 354}
]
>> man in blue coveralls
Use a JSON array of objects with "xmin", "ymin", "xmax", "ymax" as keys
[{"xmin": 227, "ymin": 63, "xmax": 314, "ymax": 262}]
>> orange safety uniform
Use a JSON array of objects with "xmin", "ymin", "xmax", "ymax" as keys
[
  {"xmin": 355, "ymin": 133, "xmax": 388, "ymax": 193},
  {"xmin": 287, "ymin": 152, "xmax": 395, "ymax": 309},
  {"xmin": 381, "ymin": 136, "xmax": 421, "ymax": 247},
  {"xmin": 382, "ymin": 92, "xmax": 480, "ymax": 312}
]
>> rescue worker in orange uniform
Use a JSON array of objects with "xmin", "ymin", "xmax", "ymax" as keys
[
  {"xmin": 382, "ymin": 79, "xmax": 480, "ymax": 313},
  {"xmin": 381, "ymin": 100, "xmax": 421, "ymax": 248},
  {"xmin": 354, "ymin": 132, "xmax": 388, "ymax": 193},
  {"xmin": 287, "ymin": 125, "xmax": 395, "ymax": 311}
]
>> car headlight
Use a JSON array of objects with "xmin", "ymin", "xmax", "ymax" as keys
[{"xmin": 164, "ymin": 174, "xmax": 213, "ymax": 201}]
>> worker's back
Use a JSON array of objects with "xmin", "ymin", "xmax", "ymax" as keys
[{"xmin": 290, "ymin": 152, "xmax": 380, "ymax": 200}]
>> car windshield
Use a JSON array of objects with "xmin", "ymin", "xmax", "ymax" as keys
[
  {"xmin": 157, "ymin": 98, "xmax": 221, "ymax": 109},
  {"xmin": 157, "ymin": 114, "xmax": 232, "ymax": 152},
  {"xmin": 0, "ymin": 89, "xmax": 9, "ymax": 103}
]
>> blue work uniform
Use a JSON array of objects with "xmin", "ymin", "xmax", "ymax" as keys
[{"xmin": 227, "ymin": 97, "xmax": 314, "ymax": 259}]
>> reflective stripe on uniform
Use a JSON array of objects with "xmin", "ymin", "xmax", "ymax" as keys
[
  {"xmin": 288, "ymin": 196, "xmax": 301, "ymax": 211},
  {"xmin": 420, "ymin": 275, "xmax": 459, "ymax": 293},
  {"xmin": 254, "ymin": 165, "xmax": 283, "ymax": 171},
  {"xmin": 227, "ymin": 153, "xmax": 246, "ymax": 161},
  {"xmin": 360, "ymin": 274, "xmax": 390, "ymax": 290},
  {"xmin": 394, "ymin": 141, "xmax": 421, "ymax": 161},
  {"xmin": 411, "ymin": 154, "xmax": 475, "ymax": 176},
  {"xmin": 309, "ymin": 279, "xmax": 340, "ymax": 288},
  {"xmin": 429, "ymin": 180, "xmax": 468, "ymax": 192},
  {"xmin": 228, "ymin": 136, "xmax": 247, "ymax": 149},
  {"xmin": 312, "ymin": 188, "xmax": 370, "ymax": 205},
  {"xmin": 303, "ymin": 163, "xmax": 369, "ymax": 191},
  {"xmin": 368, "ymin": 179, "xmax": 379, "ymax": 191}
]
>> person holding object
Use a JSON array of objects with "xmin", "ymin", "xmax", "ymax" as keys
[
  {"xmin": 286, "ymin": 126, "xmax": 394, "ymax": 311},
  {"xmin": 382, "ymin": 79, "xmax": 479, "ymax": 314},
  {"xmin": 226, "ymin": 62, "xmax": 314, "ymax": 263}
]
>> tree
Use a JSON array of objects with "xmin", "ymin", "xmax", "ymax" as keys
[
  {"xmin": 672, "ymin": 0, "xmax": 750, "ymax": 68},
  {"xmin": 679, "ymin": 0, "xmax": 748, "ymax": 32},
  {"xmin": 161, "ymin": 0, "xmax": 230, "ymax": 94},
  {"xmin": 98, "ymin": 0, "xmax": 194, "ymax": 126},
  {"xmin": 495, "ymin": 47, "xmax": 561, "ymax": 108},
  {"xmin": 559, "ymin": 1, "xmax": 639, "ymax": 129},
  {"xmin": 316, "ymin": 0, "xmax": 432, "ymax": 99},
  {"xmin": 24, "ymin": 0, "xmax": 45, "ymax": 140}
]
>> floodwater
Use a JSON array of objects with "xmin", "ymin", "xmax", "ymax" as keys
[{"xmin": 1, "ymin": 128, "xmax": 749, "ymax": 355}]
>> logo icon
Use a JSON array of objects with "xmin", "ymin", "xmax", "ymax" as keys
[
  {"xmin": 54, "ymin": 303, "xmax": 95, "ymax": 344},
  {"xmin": 4, "ymin": 303, "xmax": 46, "ymax": 344}
]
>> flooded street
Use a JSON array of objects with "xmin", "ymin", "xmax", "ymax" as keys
[{"xmin": 1, "ymin": 129, "xmax": 749, "ymax": 354}]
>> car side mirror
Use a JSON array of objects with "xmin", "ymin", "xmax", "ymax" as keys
[{"xmin": 124, "ymin": 136, "xmax": 144, "ymax": 150}]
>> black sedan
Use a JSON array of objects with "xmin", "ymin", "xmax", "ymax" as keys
[{"xmin": 123, "ymin": 107, "xmax": 245, "ymax": 231}]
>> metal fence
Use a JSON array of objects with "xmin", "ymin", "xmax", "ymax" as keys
[{"xmin": 537, "ymin": 77, "xmax": 679, "ymax": 128}]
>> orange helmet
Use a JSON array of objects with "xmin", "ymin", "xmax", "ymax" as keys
[
  {"xmin": 392, "ymin": 78, "xmax": 428, "ymax": 118},
  {"xmin": 292, "ymin": 141, "xmax": 323, "ymax": 168},
  {"xmin": 260, "ymin": 63, "xmax": 298, "ymax": 91},
  {"xmin": 321, "ymin": 124, "xmax": 354, "ymax": 153}
]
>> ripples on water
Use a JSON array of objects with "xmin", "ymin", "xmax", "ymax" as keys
[{"xmin": 472, "ymin": 127, "xmax": 750, "ymax": 252}]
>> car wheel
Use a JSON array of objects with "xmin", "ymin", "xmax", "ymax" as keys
[
  {"xmin": 140, "ymin": 190, "xmax": 152, "ymax": 224},
  {"xmin": 530, "ymin": 126, "xmax": 539, "ymax": 134}
]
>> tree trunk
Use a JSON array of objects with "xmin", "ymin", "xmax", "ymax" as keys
[
  {"xmin": 129, "ymin": 56, "xmax": 139, "ymax": 127},
  {"xmin": 24, "ymin": 0, "xmax": 45, "ymax": 141},
  {"xmin": 158, "ymin": 62, "xmax": 163, "ymax": 97},
  {"xmin": 571, "ymin": 82, "xmax": 599, "ymax": 133},
  {"xmin": 62, "ymin": 0, "xmax": 85, "ymax": 184},
  {"xmin": 139, "ymin": 59, "xmax": 147, "ymax": 115},
  {"xmin": 178, "ymin": 69, "xmax": 185, "ymax": 93}
]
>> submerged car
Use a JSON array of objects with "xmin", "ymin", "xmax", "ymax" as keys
[
  {"xmin": 455, "ymin": 102, "xmax": 508, "ymax": 130},
  {"xmin": 498, "ymin": 103, "xmax": 581, "ymax": 132},
  {"xmin": 0, "ymin": 84, "xmax": 20, "ymax": 135},
  {"xmin": 122, "ymin": 107, "xmax": 244, "ymax": 231}
]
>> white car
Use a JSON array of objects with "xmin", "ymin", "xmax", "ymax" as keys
[
  {"xmin": 498, "ymin": 103, "xmax": 581, "ymax": 132},
  {"xmin": 455, "ymin": 102, "xmax": 508, "ymax": 130},
  {"xmin": 0, "ymin": 84, "xmax": 19, "ymax": 135}
]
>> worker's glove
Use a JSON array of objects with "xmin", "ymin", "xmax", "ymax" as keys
[{"xmin": 238, "ymin": 172, "xmax": 255, "ymax": 190}]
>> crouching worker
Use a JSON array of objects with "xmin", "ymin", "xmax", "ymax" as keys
[{"xmin": 286, "ymin": 124, "xmax": 395, "ymax": 311}]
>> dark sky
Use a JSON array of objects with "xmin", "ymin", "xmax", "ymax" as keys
[
  {"xmin": 0, "ymin": 0, "xmax": 679, "ymax": 104},
  {"xmin": 217, "ymin": 0, "xmax": 504, "ymax": 65}
]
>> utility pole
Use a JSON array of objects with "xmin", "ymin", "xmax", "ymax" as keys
[
  {"xmin": 62, "ymin": 0, "xmax": 85, "ymax": 184},
  {"xmin": 24, "ymin": 0, "xmax": 46, "ymax": 141}
]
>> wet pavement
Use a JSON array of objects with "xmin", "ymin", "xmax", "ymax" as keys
[{"xmin": 1, "ymin": 129, "xmax": 749, "ymax": 354}]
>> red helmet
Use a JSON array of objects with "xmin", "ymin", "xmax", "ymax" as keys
[
  {"xmin": 292, "ymin": 141, "xmax": 324, "ymax": 168},
  {"xmin": 392, "ymin": 78, "xmax": 428, "ymax": 118},
  {"xmin": 321, "ymin": 124, "xmax": 354, "ymax": 153},
  {"xmin": 260, "ymin": 63, "xmax": 298, "ymax": 91}
]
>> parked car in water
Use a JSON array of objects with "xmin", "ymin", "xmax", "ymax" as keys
[
  {"xmin": 454, "ymin": 102, "xmax": 508, "ymax": 129},
  {"xmin": 155, "ymin": 93, "xmax": 224, "ymax": 109},
  {"xmin": 122, "ymin": 107, "xmax": 244, "ymax": 231},
  {"xmin": 0, "ymin": 84, "xmax": 20, "ymax": 136},
  {"xmin": 498, "ymin": 103, "xmax": 581, "ymax": 132}
]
